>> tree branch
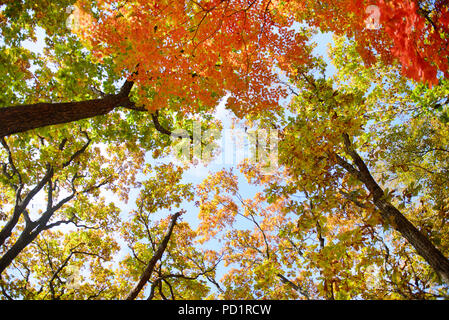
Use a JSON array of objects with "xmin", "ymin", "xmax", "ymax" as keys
[
  {"xmin": 62, "ymin": 131, "xmax": 91, "ymax": 168},
  {"xmin": 151, "ymin": 110, "xmax": 194, "ymax": 142},
  {"xmin": 0, "ymin": 137, "xmax": 22, "ymax": 191},
  {"xmin": 0, "ymin": 78, "xmax": 135, "ymax": 138},
  {"xmin": 335, "ymin": 133, "xmax": 449, "ymax": 284},
  {"xmin": 276, "ymin": 273, "xmax": 310, "ymax": 300},
  {"xmin": 126, "ymin": 212, "xmax": 183, "ymax": 300}
]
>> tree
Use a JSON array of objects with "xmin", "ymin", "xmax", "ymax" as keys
[
  {"xmin": 195, "ymin": 167, "xmax": 315, "ymax": 299},
  {"xmin": 2, "ymin": 1, "xmax": 448, "ymax": 137},
  {"xmin": 0, "ymin": 159, "xmax": 220, "ymax": 299},
  {"xmin": 0, "ymin": 128, "xmax": 123, "ymax": 275},
  {"xmin": 288, "ymin": 0, "xmax": 449, "ymax": 85},
  {"xmin": 2, "ymin": 0, "xmax": 449, "ymax": 301},
  {"xmin": 0, "ymin": 229, "xmax": 120, "ymax": 300},
  {"xmin": 0, "ymin": 0, "xmax": 313, "ymax": 137},
  {"xmin": 270, "ymin": 36, "xmax": 449, "ymax": 295},
  {"xmin": 1, "ymin": 0, "xmax": 223, "ymax": 300},
  {"xmin": 117, "ymin": 164, "xmax": 220, "ymax": 300},
  {"xmin": 0, "ymin": 126, "xmax": 127, "ymax": 299}
]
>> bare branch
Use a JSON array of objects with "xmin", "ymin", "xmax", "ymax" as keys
[{"xmin": 43, "ymin": 218, "xmax": 100, "ymax": 231}]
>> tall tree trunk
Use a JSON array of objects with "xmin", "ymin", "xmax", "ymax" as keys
[
  {"xmin": 373, "ymin": 190, "xmax": 449, "ymax": 285},
  {"xmin": 0, "ymin": 226, "xmax": 39, "ymax": 275},
  {"xmin": 336, "ymin": 133, "xmax": 449, "ymax": 285},
  {"xmin": 0, "ymin": 81, "xmax": 134, "ymax": 138},
  {"xmin": 126, "ymin": 212, "xmax": 181, "ymax": 300},
  {"xmin": 0, "ymin": 209, "xmax": 22, "ymax": 247}
]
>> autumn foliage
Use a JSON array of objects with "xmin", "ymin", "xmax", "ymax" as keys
[
  {"xmin": 74, "ymin": 0, "xmax": 313, "ymax": 115},
  {"xmin": 1, "ymin": 0, "xmax": 449, "ymax": 301},
  {"xmin": 75, "ymin": 0, "xmax": 449, "ymax": 102},
  {"xmin": 288, "ymin": 0, "xmax": 449, "ymax": 85}
]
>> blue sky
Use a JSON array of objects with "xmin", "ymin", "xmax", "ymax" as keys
[{"xmin": 18, "ymin": 20, "xmax": 337, "ymax": 293}]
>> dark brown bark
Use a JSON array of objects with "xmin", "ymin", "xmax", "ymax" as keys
[
  {"xmin": 0, "ymin": 77, "xmax": 197, "ymax": 141},
  {"xmin": 151, "ymin": 110, "xmax": 194, "ymax": 141},
  {"xmin": 277, "ymin": 273, "xmax": 310, "ymax": 299},
  {"xmin": 0, "ymin": 81, "xmax": 134, "ymax": 138},
  {"xmin": 335, "ymin": 133, "xmax": 449, "ymax": 285},
  {"xmin": 0, "ymin": 208, "xmax": 25, "ymax": 249},
  {"xmin": 0, "ymin": 190, "xmax": 76, "ymax": 275},
  {"xmin": 0, "ymin": 224, "xmax": 41, "ymax": 275},
  {"xmin": 0, "ymin": 136, "xmax": 95, "ymax": 275},
  {"xmin": 126, "ymin": 212, "xmax": 182, "ymax": 300},
  {"xmin": 0, "ymin": 165, "xmax": 54, "ymax": 247}
]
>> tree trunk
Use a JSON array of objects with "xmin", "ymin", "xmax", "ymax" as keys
[
  {"xmin": 0, "ymin": 226, "xmax": 39, "ymax": 275},
  {"xmin": 336, "ymin": 133, "xmax": 449, "ymax": 285},
  {"xmin": 374, "ymin": 193, "xmax": 449, "ymax": 285},
  {"xmin": 0, "ymin": 80, "xmax": 135, "ymax": 138},
  {"xmin": 126, "ymin": 212, "xmax": 181, "ymax": 300}
]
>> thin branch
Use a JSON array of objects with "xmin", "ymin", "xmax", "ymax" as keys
[
  {"xmin": 87, "ymin": 286, "xmax": 107, "ymax": 300},
  {"xmin": 130, "ymin": 245, "xmax": 147, "ymax": 266},
  {"xmin": 120, "ymin": 103, "xmax": 195, "ymax": 142},
  {"xmin": 0, "ymin": 137, "xmax": 22, "ymax": 190},
  {"xmin": 62, "ymin": 131, "xmax": 91, "ymax": 168},
  {"xmin": 158, "ymin": 277, "xmax": 167, "ymax": 300},
  {"xmin": 48, "ymin": 243, "xmax": 84, "ymax": 299},
  {"xmin": 162, "ymin": 278, "xmax": 176, "ymax": 300},
  {"xmin": 279, "ymin": 80, "xmax": 299, "ymax": 96},
  {"xmin": 339, "ymin": 190, "xmax": 369, "ymax": 209},
  {"xmin": 316, "ymin": 220, "xmax": 325, "ymax": 249},
  {"xmin": 19, "ymin": 164, "xmax": 54, "ymax": 213},
  {"xmin": 126, "ymin": 211, "xmax": 183, "ymax": 300},
  {"xmin": 151, "ymin": 110, "xmax": 194, "ymax": 142},
  {"xmin": 235, "ymin": 193, "xmax": 271, "ymax": 259},
  {"xmin": 43, "ymin": 218, "xmax": 100, "ymax": 231},
  {"xmin": 146, "ymin": 277, "xmax": 160, "ymax": 300},
  {"xmin": 0, "ymin": 275, "xmax": 13, "ymax": 300}
]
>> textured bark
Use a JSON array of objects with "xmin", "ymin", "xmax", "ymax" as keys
[
  {"xmin": 0, "ymin": 208, "xmax": 23, "ymax": 248},
  {"xmin": 0, "ymin": 225, "xmax": 39, "ymax": 275},
  {"xmin": 373, "ymin": 193, "xmax": 449, "ymax": 284},
  {"xmin": 0, "ymin": 81, "xmax": 134, "ymax": 138},
  {"xmin": 335, "ymin": 134, "xmax": 449, "ymax": 284},
  {"xmin": 0, "ymin": 95, "xmax": 126, "ymax": 138},
  {"xmin": 126, "ymin": 212, "xmax": 181, "ymax": 300}
]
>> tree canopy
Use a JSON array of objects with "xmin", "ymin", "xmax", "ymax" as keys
[{"xmin": 1, "ymin": 0, "xmax": 449, "ymax": 300}]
